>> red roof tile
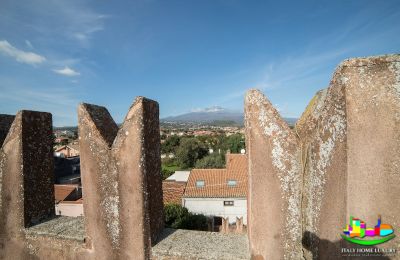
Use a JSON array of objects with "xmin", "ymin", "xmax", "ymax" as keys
[
  {"xmin": 54, "ymin": 184, "xmax": 78, "ymax": 202},
  {"xmin": 162, "ymin": 181, "xmax": 186, "ymax": 205},
  {"xmin": 183, "ymin": 154, "xmax": 248, "ymax": 198}
]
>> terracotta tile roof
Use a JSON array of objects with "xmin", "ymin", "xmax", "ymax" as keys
[
  {"xmin": 60, "ymin": 198, "xmax": 83, "ymax": 204},
  {"xmin": 162, "ymin": 181, "xmax": 187, "ymax": 205},
  {"xmin": 54, "ymin": 184, "xmax": 79, "ymax": 203},
  {"xmin": 183, "ymin": 154, "xmax": 248, "ymax": 198},
  {"xmin": 226, "ymin": 153, "xmax": 247, "ymax": 174},
  {"xmin": 55, "ymin": 144, "xmax": 79, "ymax": 153}
]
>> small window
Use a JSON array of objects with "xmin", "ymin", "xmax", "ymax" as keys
[
  {"xmin": 224, "ymin": 201, "xmax": 234, "ymax": 206},
  {"xmin": 196, "ymin": 180, "xmax": 205, "ymax": 187},
  {"xmin": 227, "ymin": 180, "xmax": 237, "ymax": 187}
]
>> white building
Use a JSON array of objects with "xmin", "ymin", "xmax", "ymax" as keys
[
  {"xmin": 183, "ymin": 197, "xmax": 247, "ymax": 224},
  {"xmin": 166, "ymin": 171, "xmax": 191, "ymax": 182},
  {"xmin": 54, "ymin": 184, "xmax": 83, "ymax": 217},
  {"xmin": 182, "ymin": 153, "xmax": 248, "ymax": 224}
]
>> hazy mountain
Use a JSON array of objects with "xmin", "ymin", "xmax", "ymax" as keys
[
  {"xmin": 162, "ymin": 106, "xmax": 243, "ymax": 124},
  {"xmin": 161, "ymin": 106, "xmax": 297, "ymax": 126}
]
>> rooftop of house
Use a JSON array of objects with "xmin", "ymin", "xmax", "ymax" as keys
[
  {"xmin": 165, "ymin": 170, "xmax": 191, "ymax": 182},
  {"xmin": 162, "ymin": 181, "xmax": 186, "ymax": 205},
  {"xmin": 226, "ymin": 153, "xmax": 247, "ymax": 174},
  {"xmin": 54, "ymin": 184, "xmax": 80, "ymax": 203},
  {"xmin": 183, "ymin": 153, "xmax": 248, "ymax": 198},
  {"xmin": 55, "ymin": 144, "xmax": 80, "ymax": 152}
]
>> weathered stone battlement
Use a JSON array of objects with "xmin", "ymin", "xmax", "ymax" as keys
[
  {"xmin": 78, "ymin": 97, "xmax": 164, "ymax": 259},
  {"xmin": 0, "ymin": 54, "xmax": 399, "ymax": 259},
  {"xmin": 246, "ymin": 54, "xmax": 400, "ymax": 259}
]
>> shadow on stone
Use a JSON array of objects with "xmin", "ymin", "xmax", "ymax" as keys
[
  {"xmin": 152, "ymin": 228, "xmax": 177, "ymax": 246},
  {"xmin": 302, "ymin": 231, "xmax": 391, "ymax": 260}
]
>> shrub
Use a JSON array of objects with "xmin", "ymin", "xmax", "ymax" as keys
[
  {"xmin": 161, "ymin": 166, "xmax": 175, "ymax": 180},
  {"xmin": 164, "ymin": 203, "xmax": 208, "ymax": 231},
  {"xmin": 195, "ymin": 153, "xmax": 225, "ymax": 169}
]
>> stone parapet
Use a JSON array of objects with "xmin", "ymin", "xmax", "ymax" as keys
[{"xmin": 245, "ymin": 54, "xmax": 400, "ymax": 259}]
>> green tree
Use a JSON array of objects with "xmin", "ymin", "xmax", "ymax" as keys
[
  {"xmin": 161, "ymin": 135, "xmax": 181, "ymax": 154},
  {"xmin": 164, "ymin": 204, "xmax": 190, "ymax": 229},
  {"xmin": 227, "ymin": 133, "xmax": 245, "ymax": 153},
  {"xmin": 195, "ymin": 153, "xmax": 225, "ymax": 169},
  {"xmin": 161, "ymin": 166, "xmax": 175, "ymax": 180},
  {"xmin": 175, "ymin": 138, "xmax": 208, "ymax": 169}
]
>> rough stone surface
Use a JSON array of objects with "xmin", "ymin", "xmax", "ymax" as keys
[
  {"xmin": 298, "ymin": 54, "xmax": 400, "ymax": 259},
  {"xmin": 0, "ymin": 110, "xmax": 56, "ymax": 259},
  {"xmin": 25, "ymin": 216, "xmax": 85, "ymax": 242},
  {"xmin": 0, "ymin": 111, "xmax": 54, "ymax": 228},
  {"xmin": 0, "ymin": 98, "xmax": 165, "ymax": 259},
  {"xmin": 22, "ymin": 216, "xmax": 251, "ymax": 260},
  {"xmin": 245, "ymin": 90, "xmax": 303, "ymax": 260},
  {"xmin": 297, "ymin": 68, "xmax": 347, "ymax": 260},
  {"xmin": 245, "ymin": 54, "xmax": 400, "ymax": 260},
  {"xmin": 78, "ymin": 97, "xmax": 163, "ymax": 260},
  {"xmin": 152, "ymin": 228, "xmax": 250, "ymax": 260},
  {"xmin": 342, "ymin": 54, "xmax": 400, "ymax": 256}
]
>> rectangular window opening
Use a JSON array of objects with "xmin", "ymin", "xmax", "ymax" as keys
[
  {"xmin": 224, "ymin": 201, "xmax": 234, "ymax": 206},
  {"xmin": 196, "ymin": 180, "xmax": 205, "ymax": 188},
  {"xmin": 227, "ymin": 180, "xmax": 237, "ymax": 187}
]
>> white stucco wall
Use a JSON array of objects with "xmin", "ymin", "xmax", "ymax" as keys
[
  {"xmin": 55, "ymin": 203, "xmax": 84, "ymax": 217},
  {"xmin": 182, "ymin": 197, "xmax": 247, "ymax": 224}
]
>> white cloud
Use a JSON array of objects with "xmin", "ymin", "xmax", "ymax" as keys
[
  {"xmin": 0, "ymin": 1, "xmax": 108, "ymax": 49},
  {"xmin": 53, "ymin": 66, "xmax": 80, "ymax": 77},
  {"xmin": 0, "ymin": 40, "xmax": 46, "ymax": 65},
  {"xmin": 191, "ymin": 106, "xmax": 225, "ymax": 113}
]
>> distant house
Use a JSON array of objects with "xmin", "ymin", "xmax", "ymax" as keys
[
  {"xmin": 162, "ymin": 171, "xmax": 190, "ymax": 205},
  {"xmin": 54, "ymin": 137, "xmax": 69, "ymax": 145},
  {"xmin": 183, "ymin": 153, "xmax": 248, "ymax": 224},
  {"xmin": 54, "ymin": 184, "xmax": 83, "ymax": 217},
  {"xmin": 55, "ymin": 144, "xmax": 79, "ymax": 158}
]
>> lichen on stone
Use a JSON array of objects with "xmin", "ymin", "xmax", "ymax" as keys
[{"xmin": 247, "ymin": 89, "xmax": 303, "ymax": 260}]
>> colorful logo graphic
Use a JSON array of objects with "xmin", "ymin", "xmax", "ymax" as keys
[{"xmin": 341, "ymin": 215, "xmax": 395, "ymax": 246}]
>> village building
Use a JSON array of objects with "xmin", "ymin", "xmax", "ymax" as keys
[
  {"xmin": 55, "ymin": 144, "xmax": 80, "ymax": 158},
  {"xmin": 54, "ymin": 184, "xmax": 83, "ymax": 217},
  {"xmin": 183, "ymin": 153, "xmax": 248, "ymax": 225},
  {"xmin": 162, "ymin": 171, "xmax": 190, "ymax": 205}
]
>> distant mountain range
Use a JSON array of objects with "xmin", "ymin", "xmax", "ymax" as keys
[{"xmin": 161, "ymin": 106, "xmax": 297, "ymax": 126}]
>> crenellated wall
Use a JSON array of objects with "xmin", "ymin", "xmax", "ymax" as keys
[
  {"xmin": 0, "ymin": 98, "xmax": 164, "ymax": 260},
  {"xmin": 0, "ymin": 54, "xmax": 399, "ymax": 260},
  {"xmin": 78, "ymin": 97, "xmax": 164, "ymax": 259},
  {"xmin": 245, "ymin": 54, "xmax": 400, "ymax": 260}
]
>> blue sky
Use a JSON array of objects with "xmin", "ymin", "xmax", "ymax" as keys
[{"xmin": 0, "ymin": 0, "xmax": 399, "ymax": 126}]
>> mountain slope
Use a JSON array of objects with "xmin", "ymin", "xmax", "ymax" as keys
[{"xmin": 162, "ymin": 106, "xmax": 297, "ymax": 126}]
